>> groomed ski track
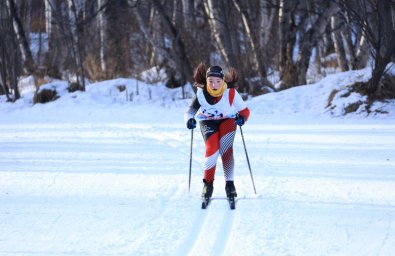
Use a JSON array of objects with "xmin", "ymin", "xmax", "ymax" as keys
[
  {"xmin": 1, "ymin": 120, "xmax": 395, "ymax": 255},
  {"xmin": 177, "ymin": 197, "xmax": 236, "ymax": 256}
]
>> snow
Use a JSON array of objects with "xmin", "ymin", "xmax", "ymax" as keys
[{"xmin": 1, "ymin": 68, "xmax": 395, "ymax": 255}]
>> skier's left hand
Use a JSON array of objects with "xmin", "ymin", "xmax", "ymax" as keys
[{"xmin": 235, "ymin": 114, "xmax": 245, "ymax": 126}]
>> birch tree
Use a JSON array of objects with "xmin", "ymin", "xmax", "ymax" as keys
[
  {"xmin": 331, "ymin": 14, "xmax": 348, "ymax": 71},
  {"xmin": 341, "ymin": 6, "xmax": 370, "ymax": 70},
  {"xmin": 203, "ymin": 0, "xmax": 237, "ymax": 66},
  {"xmin": 258, "ymin": 0, "xmax": 278, "ymax": 73},
  {"xmin": 259, "ymin": 0, "xmax": 276, "ymax": 48},
  {"xmin": 340, "ymin": 0, "xmax": 395, "ymax": 98},
  {"xmin": 278, "ymin": 0, "xmax": 338, "ymax": 89},
  {"xmin": 44, "ymin": 0, "xmax": 62, "ymax": 77},
  {"xmin": 278, "ymin": 0, "xmax": 295, "ymax": 87},
  {"xmin": 6, "ymin": 0, "xmax": 35, "ymax": 75},
  {"xmin": 45, "ymin": 0, "xmax": 53, "ymax": 38},
  {"xmin": 129, "ymin": 0, "xmax": 209, "ymax": 96},
  {"xmin": 98, "ymin": 0, "xmax": 107, "ymax": 74},
  {"xmin": 231, "ymin": 0, "xmax": 274, "ymax": 90},
  {"xmin": 67, "ymin": 0, "xmax": 86, "ymax": 89}
]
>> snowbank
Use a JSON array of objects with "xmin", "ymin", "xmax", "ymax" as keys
[
  {"xmin": 1, "ymin": 67, "xmax": 394, "ymax": 123},
  {"xmin": 250, "ymin": 67, "xmax": 395, "ymax": 121}
]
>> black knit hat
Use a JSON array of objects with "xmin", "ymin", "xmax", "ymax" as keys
[{"xmin": 206, "ymin": 66, "xmax": 224, "ymax": 79}]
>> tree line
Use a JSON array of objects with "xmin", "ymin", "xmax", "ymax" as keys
[{"xmin": 0, "ymin": 0, "xmax": 394, "ymax": 102}]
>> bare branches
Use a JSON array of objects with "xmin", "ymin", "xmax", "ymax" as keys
[{"xmin": 1, "ymin": 0, "xmax": 394, "ymax": 101}]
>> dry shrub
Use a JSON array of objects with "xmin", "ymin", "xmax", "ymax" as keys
[
  {"xmin": 46, "ymin": 67, "xmax": 62, "ymax": 80},
  {"xmin": 350, "ymin": 81, "xmax": 369, "ymax": 96},
  {"xmin": 85, "ymin": 54, "xmax": 106, "ymax": 81},
  {"xmin": 252, "ymin": 86, "xmax": 273, "ymax": 96},
  {"xmin": 378, "ymin": 74, "xmax": 395, "ymax": 100},
  {"xmin": 85, "ymin": 53, "xmax": 127, "ymax": 81},
  {"xmin": 34, "ymin": 76, "xmax": 49, "ymax": 90},
  {"xmin": 117, "ymin": 85, "xmax": 126, "ymax": 92},
  {"xmin": 344, "ymin": 101, "xmax": 363, "ymax": 114},
  {"xmin": 321, "ymin": 57, "xmax": 338, "ymax": 69},
  {"xmin": 68, "ymin": 82, "xmax": 83, "ymax": 93},
  {"xmin": 326, "ymin": 89, "xmax": 339, "ymax": 108},
  {"xmin": 350, "ymin": 75, "xmax": 395, "ymax": 101},
  {"xmin": 278, "ymin": 65, "xmax": 297, "ymax": 90},
  {"xmin": 33, "ymin": 88, "xmax": 58, "ymax": 104}
]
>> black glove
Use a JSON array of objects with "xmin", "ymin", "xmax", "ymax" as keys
[
  {"xmin": 235, "ymin": 114, "xmax": 245, "ymax": 126},
  {"xmin": 186, "ymin": 118, "xmax": 196, "ymax": 129}
]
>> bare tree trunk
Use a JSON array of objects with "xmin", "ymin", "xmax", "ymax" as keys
[
  {"xmin": 149, "ymin": 7, "xmax": 161, "ymax": 66},
  {"xmin": 279, "ymin": 1, "xmax": 339, "ymax": 89},
  {"xmin": 98, "ymin": 0, "xmax": 107, "ymax": 74},
  {"xmin": 151, "ymin": 0, "xmax": 193, "ymax": 85},
  {"xmin": 232, "ymin": 0, "xmax": 274, "ymax": 89},
  {"xmin": 129, "ymin": 1, "xmax": 168, "ymax": 73},
  {"xmin": 172, "ymin": 0, "xmax": 181, "ymax": 27},
  {"xmin": 340, "ymin": 0, "xmax": 394, "ymax": 98},
  {"xmin": 278, "ymin": 0, "xmax": 292, "ymax": 72},
  {"xmin": 0, "ymin": 0, "xmax": 11, "ymax": 100},
  {"xmin": 331, "ymin": 15, "xmax": 349, "ymax": 71},
  {"xmin": 354, "ymin": 32, "xmax": 370, "ymax": 69},
  {"xmin": 278, "ymin": 0, "xmax": 297, "ymax": 89},
  {"xmin": 45, "ymin": 0, "xmax": 53, "ymax": 36},
  {"xmin": 6, "ymin": 0, "xmax": 35, "ymax": 75},
  {"xmin": 68, "ymin": 0, "xmax": 85, "ymax": 90},
  {"xmin": 232, "ymin": 0, "xmax": 259, "ymax": 72},
  {"xmin": 203, "ymin": 0, "xmax": 236, "ymax": 66},
  {"xmin": 344, "ymin": 26, "xmax": 369, "ymax": 70},
  {"xmin": 45, "ymin": 0, "xmax": 62, "ymax": 74},
  {"xmin": 23, "ymin": 0, "xmax": 31, "ymax": 45},
  {"xmin": 295, "ymin": 2, "xmax": 339, "ymax": 86},
  {"xmin": 314, "ymin": 45, "xmax": 323, "ymax": 76},
  {"xmin": 0, "ymin": 41, "xmax": 11, "ymax": 101},
  {"xmin": 10, "ymin": 27, "xmax": 20, "ymax": 100},
  {"xmin": 368, "ymin": 0, "xmax": 395, "ymax": 96},
  {"xmin": 259, "ymin": 0, "xmax": 275, "ymax": 47},
  {"xmin": 182, "ymin": 0, "xmax": 191, "ymax": 31}
]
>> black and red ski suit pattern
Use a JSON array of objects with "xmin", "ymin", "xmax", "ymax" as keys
[{"xmin": 185, "ymin": 87, "xmax": 250, "ymax": 183}]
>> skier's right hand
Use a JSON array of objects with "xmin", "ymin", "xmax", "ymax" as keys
[{"xmin": 186, "ymin": 118, "xmax": 196, "ymax": 129}]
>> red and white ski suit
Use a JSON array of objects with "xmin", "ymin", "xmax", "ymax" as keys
[{"xmin": 185, "ymin": 87, "xmax": 250, "ymax": 182}]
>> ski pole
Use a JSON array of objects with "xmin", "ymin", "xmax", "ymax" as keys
[
  {"xmin": 239, "ymin": 125, "xmax": 257, "ymax": 194},
  {"xmin": 188, "ymin": 128, "xmax": 193, "ymax": 193}
]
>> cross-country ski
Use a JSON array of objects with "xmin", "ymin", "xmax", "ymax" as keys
[{"xmin": 201, "ymin": 197, "xmax": 235, "ymax": 210}]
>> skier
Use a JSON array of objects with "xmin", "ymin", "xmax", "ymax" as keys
[{"xmin": 184, "ymin": 63, "xmax": 250, "ymax": 206}]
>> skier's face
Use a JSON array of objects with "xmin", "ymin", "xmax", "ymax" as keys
[{"xmin": 207, "ymin": 77, "xmax": 223, "ymax": 90}]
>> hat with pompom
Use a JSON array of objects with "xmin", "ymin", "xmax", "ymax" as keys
[{"xmin": 206, "ymin": 66, "xmax": 224, "ymax": 79}]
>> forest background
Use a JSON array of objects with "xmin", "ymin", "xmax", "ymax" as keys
[{"xmin": 1, "ymin": 0, "xmax": 394, "ymax": 106}]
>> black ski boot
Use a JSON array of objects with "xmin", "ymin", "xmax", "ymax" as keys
[
  {"xmin": 225, "ymin": 181, "xmax": 237, "ymax": 198},
  {"xmin": 201, "ymin": 179, "xmax": 213, "ymax": 209},
  {"xmin": 225, "ymin": 181, "xmax": 237, "ymax": 210}
]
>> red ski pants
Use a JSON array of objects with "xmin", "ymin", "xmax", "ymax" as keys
[{"xmin": 199, "ymin": 118, "xmax": 237, "ymax": 182}]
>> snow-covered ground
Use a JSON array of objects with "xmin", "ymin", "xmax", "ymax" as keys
[{"xmin": 1, "ymin": 68, "xmax": 395, "ymax": 255}]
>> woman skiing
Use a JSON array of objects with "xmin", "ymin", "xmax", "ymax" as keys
[{"xmin": 184, "ymin": 63, "xmax": 250, "ymax": 205}]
